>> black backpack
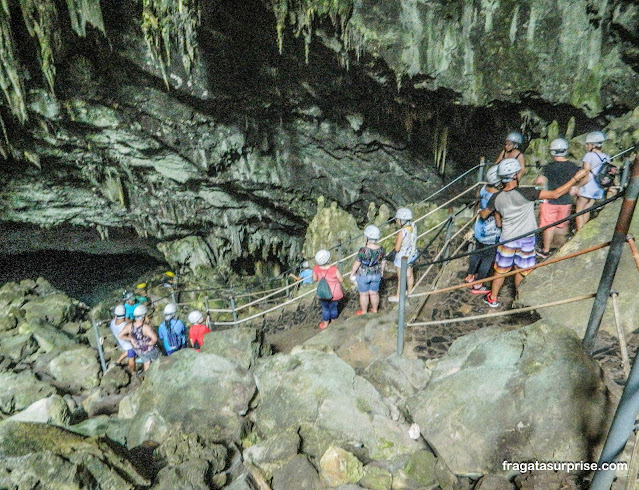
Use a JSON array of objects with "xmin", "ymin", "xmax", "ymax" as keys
[{"xmin": 592, "ymin": 153, "xmax": 617, "ymax": 188}]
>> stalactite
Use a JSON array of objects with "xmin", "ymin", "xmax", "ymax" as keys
[
  {"xmin": 141, "ymin": 0, "xmax": 200, "ymax": 88},
  {"xmin": 65, "ymin": 0, "xmax": 104, "ymax": 37},
  {"xmin": 0, "ymin": 0, "xmax": 27, "ymax": 123},
  {"xmin": 18, "ymin": 0, "xmax": 61, "ymax": 93}
]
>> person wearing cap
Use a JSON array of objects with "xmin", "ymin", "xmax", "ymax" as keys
[
  {"xmin": 534, "ymin": 138, "xmax": 580, "ymax": 257},
  {"xmin": 575, "ymin": 131, "xmax": 611, "ymax": 231},
  {"xmin": 480, "ymin": 158, "xmax": 588, "ymax": 307},
  {"xmin": 349, "ymin": 225, "xmax": 386, "ymax": 314},
  {"xmin": 158, "ymin": 303, "xmax": 186, "ymax": 355},
  {"xmin": 312, "ymin": 249, "xmax": 344, "ymax": 330},
  {"xmin": 187, "ymin": 310, "xmax": 210, "ymax": 351},
  {"xmin": 118, "ymin": 304, "xmax": 160, "ymax": 372},
  {"xmin": 134, "ymin": 283, "xmax": 149, "ymax": 304},
  {"xmin": 389, "ymin": 208, "xmax": 418, "ymax": 302},
  {"xmin": 464, "ymin": 165, "xmax": 502, "ymax": 294},
  {"xmin": 109, "ymin": 304, "xmax": 136, "ymax": 373},
  {"xmin": 289, "ymin": 261, "xmax": 313, "ymax": 285},
  {"xmin": 494, "ymin": 131, "xmax": 526, "ymax": 180},
  {"xmin": 122, "ymin": 291, "xmax": 139, "ymax": 320}
]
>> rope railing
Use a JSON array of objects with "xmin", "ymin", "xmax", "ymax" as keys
[{"xmin": 407, "ymin": 294, "xmax": 596, "ymax": 327}]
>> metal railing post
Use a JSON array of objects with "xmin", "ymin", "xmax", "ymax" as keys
[
  {"xmin": 205, "ymin": 296, "xmax": 211, "ymax": 328},
  {"xmin": 443, "ymin": 213, "xmax": 454, "ymax": 260},
  {"xmin": 610, "ymin": 291, "xmax": 630, "ymax": 380},
  {"xmin": 230, "ymin": 294, "xmax": 238, "ymax": 328},
  {"xmin": 337, "ymin": 240, "xmax": 343, "ymax": 273},
  {"xmin": 621, "ymin": 160, "xmax": 631, "ymax": 189},
  {"xmin": 93, "ymin": 321, "xmax": 107, "ymax": 373},
  {"xmin": 583, "ymin": 154, "xmax": 639, "ymax": 352},
  {"xmin": 397, "ymin": 257, "xmax": 407, "ymax": 356},
  {"xmin": 477, "ymin": 157, "xmax": 486, "ymax": 184}
]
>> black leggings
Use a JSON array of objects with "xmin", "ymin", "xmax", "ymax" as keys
[{"xmin": 467, "ymin": 241, "xmax": 497, "ymax": 280}]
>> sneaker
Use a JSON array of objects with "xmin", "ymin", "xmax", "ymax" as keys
[
  {"xmin": 483, "ymin": 293, "xmax": 500, "ymax": 308},
  {"xmin": 470, "ymin": 285, "xmax": 490, "ymax": 295},
  {"xmin": 535, "ymin": 249, "xmax": 548, "ymax": 259}
]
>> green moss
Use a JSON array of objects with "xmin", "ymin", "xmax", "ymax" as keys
[{"xmin": 571, "ymin": 67, "xmax": 602, "ymax": 116}]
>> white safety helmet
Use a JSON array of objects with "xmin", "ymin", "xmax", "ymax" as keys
[
  {"xmin": 315, "ymin": 249, "xmax": 330, "ymax": 266},
  {"xmin": 395, "ymin": 207, "xmax": 413, "ymax": 221},
  {"xmin": 302, "ymin": 260, "xmax": 309, "ymax": 268},
  {"xmin": 485, "ymin": 165, "xmax": 501, "ymax": 186},
  {"xmin": 133, "ymin": 304, "xmax": 147, "ymax": 318},
  {"xmin": 163, "ymin": 303, "xmax": 177, "ymax": 319},
  {"xmin": 497, "ymin": 158, "xmax": 522, "ymax": 182},
  {"xmin": 188, "ymin": 310, "xmax": 204, "ymax": 324},
  {"xmin": 585, "ymin": 131, "xmax": 606, "ymax": 146},
  {"xmin": 364, "ymin": 224, "xmax": 381, "ymax": 240},
  {"xmin": 114, "ymin": 304, "xmax": 126, "ymax": 318},
  {"xmin": 123, "ymin": 291, "xmax": 134, "ymax": 302},
  {"xmin": 505, "ymin": 131, "xmax": 524, "ymax": 147},
  {"xmin": 549, "ymin": 138, "xmax": 569, "ymax": 156}
]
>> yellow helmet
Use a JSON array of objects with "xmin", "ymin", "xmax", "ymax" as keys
[
  {"xmin": 164, "ymin": 271, "xmax": 175, "ymax": 278},
  {"xmin": 136, "ymin": 282, "xmax": 147, "ymax": 290}
]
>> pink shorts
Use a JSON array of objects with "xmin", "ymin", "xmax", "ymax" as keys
[{"xmin": 538, "ymin": 202, "xmax": 572, "ymax": 229}]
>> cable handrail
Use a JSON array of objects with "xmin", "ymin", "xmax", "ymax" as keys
[{"xmin": 415, "ymin": 164, "xmax": 482, "ymax": 206}]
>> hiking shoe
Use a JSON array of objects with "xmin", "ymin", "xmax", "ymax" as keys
[
  {"xmin": 470, "ymin": 285, "xmax": 490, "ymax": 295},
  {"xmin": 483, "ymin": 293, "xmax": 500, "ymax": 308}
]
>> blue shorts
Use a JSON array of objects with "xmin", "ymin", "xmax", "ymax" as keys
[
  {"xmin": 356, "ymin": 273, "xmax": 382, "ymax": 293},
  {"xmin": 127, "ymin": 349, "xmax": 136, "ymax": 358}
]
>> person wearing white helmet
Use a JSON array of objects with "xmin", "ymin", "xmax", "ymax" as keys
[
  {"xmin": 349, "ymin": 225, "xmax": 387, "ymax": 315},
  {"xmin": 464, "ymin": 165, "xmax": 502, "ymax": 295},
  {"xmin": 312, "ymin": 249, "xmax": 344, "ymax": 330},
  {"xmin": 122, "ymin": 290, "xmax": 138, "ymax": 320},
  {"xmin": 389, "ymin": 208, "xmax": 418, "ymax": 302},
  {"xmin": 494, "ymin": 131, "xmax": 526, "ymax": 180},
  {"xmin": 575, "ymin": 131, "xmax": 611, "ymax": 231},
  {"xmin": 109, "ymin": 304, "xmax": 136, "ymax": 373},
  {"xmin": 118, "ymin": 304, "xmax": 160, "ymax": 371},
  {"xmin": 288, "ymin": 260, "xmax": 313, "ymax": 285},
  {"xmin": 187, "ymin": 310, "xmax": 210, "ymax": 351},
  {"xmin": 480, "ymin": 160, "xmax": 588, "ymax": 307},
  {"xmin": 158, "ymin": 303, "xmax": 186, "ymax": 356},
  {"xmin": 534, "ymin": 138, "xmax": 580, "ymax": 257}
]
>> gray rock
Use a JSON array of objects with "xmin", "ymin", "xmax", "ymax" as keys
[
  {"xmin": 243, "ymin": 429, "xmax": 300, "ymax": 478},
  {"xmin": 157, "ymin": 236, "xmax": 216, "ymax": 274},
  {"xmin": 68, "ymin": 415, "xmax": 132, "ymax": 446},
  {"xmin": 153, "ymin": 459, "xmax": 211, "ymax": 490},
  {"xmin": 0, "ymin": 371, "xmax": 57, "ymax": 415},
  {"xmin": 48, "ymin": 346, "xmax": 101, "ymax": 392},
  {"xmin": 153, "ymin": 430, "xmax": 227, "ymax": 472},
  {"xmin": 475, "ymin": 474, "xmax": 515, "ymax": 490},
  {"xmin": 271, "ymin": 454, "xmax": 322, "ymax": 490},
  {"xmin": 407, "ymin": 322, "xmax": 611, "ymax": 476},
  {"xmin": 27, "ymin": 319, "xmax": 79, "ymax": 353},
  {"xmin": 22, "ymin": 293, "xmax": 77, "ymax": 327},
  {"xmin": 518, "ymin": 201, "xmax": 639, "ymax": 339},
  {"xmin": 0, "ymin": 421, "xmax": 149, "ymax": 488},
  {"xmin": 119, "ymin": 349, "xmax": 256, "ymax": 448},
  {"xmin": 0, "ymin": 333, "xmax": 38, "ymax": 362},
  {"xmin": 200, "ymin": 327, "xmax": 269, "ymax": 369},
  {"xmin": 360, "ymin": 464, "xmax": 392, "ymax": 490},
  {"xmin": 319, "ymin": 446, "xmax": 364, "ymax": 487},
  {"xmin": 7, "ymin": 394, "xmax": 71, "ymax": 425},
  {"xmin": 254, "ymin": 349, "xmax": 424, "ymax": 461},
  {"xmin": 100, "ymin": 365, "xmax": 131, "ymax": 394}
]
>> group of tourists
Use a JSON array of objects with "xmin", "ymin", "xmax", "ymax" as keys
[
  {"xmin": 109, "ymin": 287, "xmax": 212, "ymax": 373},
  {"xmin": 468, "ymin": 130, "xmax": 608, "ymax": 307},
  {"xmin": 310, "ymin": 129, "xmax": 612, "ymax": 326}
]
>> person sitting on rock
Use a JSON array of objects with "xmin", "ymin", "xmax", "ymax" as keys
[
  {"xmin": 289, "ymin": 260, "xmax": 313, "ymax": 285},
  {"xmin": 158, "ymin": 303, "xmax": 187, "ymax": 356},
  {"xmin": 464, "ymin": 165, "xmax": 502, "ymax": 295},
  {"xmin": 118, "ymin": 304, "xmax": 160, "ymax": 371},
  {"xmin": 187, "ymin": 310, "xmax": 210, "ymax": 351},
  {"xmin": 534, "ymin": 138, "xmax": 580, "ymax": 258},
  {"xmin": 494, "ymin": 131, "xmax": 526, "ymax": 180},
  {"xmin": 389, "ymin": 207, "xmax": 418, "ymax": 302},
  {"xmin": 313, "ymin": 249, "xmax": 344, "ymax": 330},
  {"xmin": 480, "ymin": 158, "xmax": 588, "ymax": 308},
  {"xmin": 349, "ymin": 225, "xmax": 386, "ymax": 315},
  {"xmin": 109, "ymin": 304, "xmax": 136, "ymax": 374},
  {"xmin": 575, "ymin": 131, "xmax": 611, "ymax": 231},
  {"xmin": 122, "ymin": 291, "xmax": 138, "ymax": 320}
]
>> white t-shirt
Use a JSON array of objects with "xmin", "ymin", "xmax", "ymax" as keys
[{"xmin": 110, "ymin": 318, "xmax": 133, "ymax": 351}]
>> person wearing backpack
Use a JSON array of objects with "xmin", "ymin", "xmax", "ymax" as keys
[
  {"xmin": 389, "ymin": 208, "xmax": 418, "ymax": 302},
  {"xmin": 158, "ymin": 303, "xmax": 187, "ymax": 355},
  {"xmin": 575, "ymin": 131, "xmax": 611, "ymax": 231},
  {"xmin": 349, "ymin": 225, "xmax": 386, "ymax": 315},
  {"xmin": 313, "ymin": 249, "xmax": 344, "ymax": 330}
]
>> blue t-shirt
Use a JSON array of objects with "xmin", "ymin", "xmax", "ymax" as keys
[
  {"xmin": 124, "ymin": 302, "xmax": 138, "ymax": 320},
  {"xmin": 300, "ymin": 269, "xmax": 313, "ymax": 284},
  {"xmin": 158, "ymin": 318, "xmax": 186, "ymax": 354},
  {"xmin": 474, "ymin": 186, "xmax": 501, "ymax": 245}
]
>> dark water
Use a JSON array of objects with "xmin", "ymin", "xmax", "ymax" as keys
[{"xmin": 0, "ymin": 251, "xmax": 166, "ymax": 306}]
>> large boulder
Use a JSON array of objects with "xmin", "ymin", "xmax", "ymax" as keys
[
  {"xmin": 48, "ymin": 346, "xmax": 101, "ymax": 392},
  {"xmin": 253, "ymin": 349, "xmax": 424, "ymax": 461},
  {"xmin": 200, "ymin": 326, "xmax": 270, "ymax": 369},
  {"xmin": 7, "ymin": 394, "xmax": 71, "ymax": 426},
  {"xmin": 518, "ymin": 201, "xmax": 639, "ymax": 339},
  {"xmin": 68, "ymin": 415, "xmax": 132, "ymax": 447},
  {"xmin": 119, "ymin": 349, "xmax": 256, "ymax": 448},
  {"xmin": 0, "ymin": 421, "xmax": 149, "ymax": 489},
  {"xmin": 407, "ymin": 322, "xmax": 611, "ymax": 476},
  {"xmin": 22, "ymin": 292, "xmax": 78, "ymax": 327},
  {"xmin": 0, "ymin": 371, "xmax": 57, "ymax": 415},
  {"xmin": 25, "ymin": 319, "xmax": 79, "ymax": 352}
]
